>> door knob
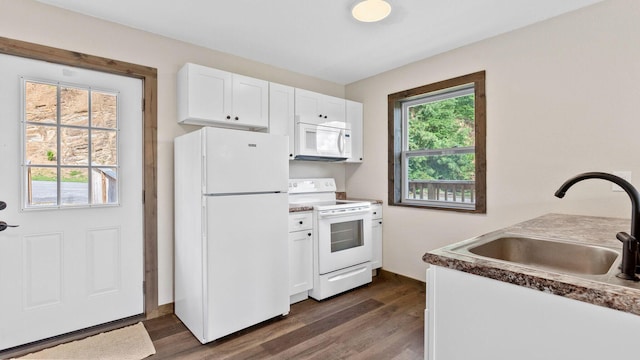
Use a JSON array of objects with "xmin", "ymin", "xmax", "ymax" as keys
[
  {"xmin": 0, "ymin": 201, "xmax": 6, "ymax": 210},
  {"xmin": 0, "ymin": 221, "xmax": 19, "ymax": 232}
]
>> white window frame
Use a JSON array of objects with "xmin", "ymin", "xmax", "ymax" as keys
[
  {"xmin": 21, "ymin": 77, "xmax": 121, "ymax": 210},
  {"xmin": 401, "ymin": 85, "xmax": 476, "ymax": 210}
]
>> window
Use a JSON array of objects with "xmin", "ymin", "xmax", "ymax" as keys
[
  {"xmin": 388, "ymin": 71, "xmax": 486, "ymax": 213},
  {"xmin": 23, "ymin": 79, "xmax": 119, "ymax": 208}
]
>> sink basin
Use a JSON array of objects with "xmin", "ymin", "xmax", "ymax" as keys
[{"xmin": 463, "ymin": 236, "xmax": 619, "ymax": 275}]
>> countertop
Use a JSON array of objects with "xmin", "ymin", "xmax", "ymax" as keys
[
  {"xmin": 289, "ymin": 205, "xmax": 314, "ymax": 213},
  {"xmin": 423, "ymin": 213, "xmax": 640, "ymax": 316}
]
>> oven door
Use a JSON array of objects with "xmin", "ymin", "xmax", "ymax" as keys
[{"xmin": 316, "ymin": 207, "xmax": 372, "ymax": 274}]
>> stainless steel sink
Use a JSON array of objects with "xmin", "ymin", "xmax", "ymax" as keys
[{"xmin": 456, "ymin": 236, "xmax": 619, "ymax": 275}]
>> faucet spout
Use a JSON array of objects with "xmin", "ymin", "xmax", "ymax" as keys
[{"xmin": 555, "ymin": 172, "xmax": 640, "ymax": 281}]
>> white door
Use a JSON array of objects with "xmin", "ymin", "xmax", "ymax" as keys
[{"xmin": 0, "ymin": 54, "xmax": 143, "ymax": 350}]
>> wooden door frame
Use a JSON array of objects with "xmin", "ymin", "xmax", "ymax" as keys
[{"xmin": 0, "ymin": 36, "xmax": 159, "ymax": 317}]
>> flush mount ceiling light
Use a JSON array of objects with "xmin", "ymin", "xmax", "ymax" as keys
[{"xmin": 352, "ymin": 0, "xmax": 392, "ymax": 23}]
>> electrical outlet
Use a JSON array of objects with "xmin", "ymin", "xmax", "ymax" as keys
[{"xmin": 612, "ymin": 171, "xmax": 632, "ymax": 192}]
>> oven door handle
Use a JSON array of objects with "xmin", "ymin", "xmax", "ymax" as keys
[{"xmin": 318, "ymin": 208, "xmax": 370, "ymax": 218}]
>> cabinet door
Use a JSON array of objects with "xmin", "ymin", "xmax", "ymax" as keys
[
  {"xmin": 426, "ymin": 266, "xmax": 640, "ymax": 360},
  {"xmin": 294, "ymin": 88, "xmax": 324, "ymax": 122},
  {"xmin": 323, "ymin": 95, "xmax": 346, "ymax": 123},
  {"xmin": 269, "ymin": 83, "xmax": 295, "ymax": 160},
  {"xmin": 178, "ymin": 63, "xmax": 232, "ymax": 124},
  {"xmin": 345, "ymin": 100, "xmax": 363, "ymax": 163},
  {"xmin": 232, "ymin": 74, "xmax": 269, "ymax": 128},
  {"xmin": 288, "ymin": 230, "xmax": 313, "ymax": 295},
  {"xmin": 371, "ymin": 219, "xmax": 382, "ymax": 269}
]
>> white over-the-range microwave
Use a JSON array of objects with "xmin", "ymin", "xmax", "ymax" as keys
[{"xmin": 294, "ymin": 116, "xmax": 352, "ymax": 161}]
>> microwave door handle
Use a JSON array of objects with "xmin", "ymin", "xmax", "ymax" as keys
[{"xmin": 338, "ymin": 130, "xmax": 344, "ymax": 154}]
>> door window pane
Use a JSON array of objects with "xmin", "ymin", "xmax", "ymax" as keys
[
  {"xmin": 91, "ymin": 130, "xmax": 117, "ymax": 165},
  {"xmin": 27, "ymin": 167, "xmax": 58, "ymax": 206},
  {"xmin": 25, "ymin": 81, "xmax": 57, "ymax": 124},
  {"xmin": 25, "ymin": 124, "xmax": 57, "ymax": 165},
  {"xmin": 60, "ymin": 127, "xmax": 89, "ymax": 165},
  {"xmin": 91, "ymin": 91, "xmax": 117, "ymax": 128},
  {"xmin": 60, "ymin": 87, "xmax": 89, "ymax": 126},
  {"xmin": 60, "ymin": 168, "xmax": 89, "ymax": 205},
  {"xmin": 92, "ymin": 168, "xmax": 118, "ymax": 204}
]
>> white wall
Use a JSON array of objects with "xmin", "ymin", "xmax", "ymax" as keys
[
  {"xmin": 345, "ymin": 0, "xmax": 640, "ymax": 281},
  {"xmin": 0, "ymin": 0, "xmax": 345, "ymax": 305}
]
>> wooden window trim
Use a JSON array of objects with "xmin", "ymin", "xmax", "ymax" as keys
[
  {"xmin": 0, "ymin": 36, "xmax": 159, "ymax": 315},
  {"xmin": 387, "ymin": 71, "xmax": 486, "ymax": 213}
]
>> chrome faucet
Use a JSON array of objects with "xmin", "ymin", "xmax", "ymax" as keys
[{"xmin": 555, "ymin": 172, "xmax": 640, "ymax": 281}]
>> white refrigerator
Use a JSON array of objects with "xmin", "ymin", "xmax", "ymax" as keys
[{"xmin": 174, "ymin": 127, "xmax": 289, "ymax": 344}]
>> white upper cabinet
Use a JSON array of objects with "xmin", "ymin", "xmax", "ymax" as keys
[
  {"xmin": 294, "ymin": 88, "xmax": 346, "ymax": 124},
  {"xmin": 177, "ymin": 63, "xmax": 269, "ymax": 129},
  {"xmin": 345, "ymin": 100, "xmax": 363, "ymax": 163},
  {"xmin": 268, "ymin": 82, "xmax": 295, "ymax": 160}
]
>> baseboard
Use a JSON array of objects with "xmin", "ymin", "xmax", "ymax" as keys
[
  {"xmin": 376, "ymin": 268, "xmax": 426, "ymax": 285},
  {"xmin": 146, "ymin": 302, "xmax": 174, "ymax": 320}
]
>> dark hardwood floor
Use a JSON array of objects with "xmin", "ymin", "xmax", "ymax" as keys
[{"xmin": 143, "ymin": 271, "xmax": 425, "ymax": 359}]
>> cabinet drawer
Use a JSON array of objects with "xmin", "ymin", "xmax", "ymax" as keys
[{"xmin": 289, "ymin": 212, "xmax": 313, "ymax": 231}]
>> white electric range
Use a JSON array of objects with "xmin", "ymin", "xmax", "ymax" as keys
[{"xmin": 288, "ymin": 178, "xmax": 373, "ymax": 300}]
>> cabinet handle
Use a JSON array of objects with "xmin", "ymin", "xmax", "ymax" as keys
[
  {"xmin": 226, "ymin": 115, "xmax": 231, "ymax": 120},
  {"xmin": 324, "ymin": 115, "xmax": 328, "ymax": 119},
  {"xmin": 373, "ymin": 212, "xmax": 377, "ymax": 215},
  {"xmin": 299, "ymin": 221, "xmax": 303, "ymax": 224},
  {"xmin": 308, "ymin": 233, "xmax": 312, "ymax": 237},
  {"xmin": 379, "ymin": 221, "xmax": 383, "ymax": 224},
  {"xmin": 234, "ymin": 116, "xmax": 239, "ymax": 121},
  {"xmin": 318, "ymin": 114, "xmax": 323, "ymax": 118}
]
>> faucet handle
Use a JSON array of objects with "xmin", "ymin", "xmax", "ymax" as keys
[
  {"xmin": 616, "ymin": 232, "xmax": 637, "ymax": 248},
  {"xmin": 616, "ymin": 232, "xmax": 640, "ymax": 281}
]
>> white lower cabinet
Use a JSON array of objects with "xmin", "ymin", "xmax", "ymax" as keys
[
  {"xmin": 288, "ymin": 212, "xmax": 313, "ymax": 304},
  {"xmin": 425, "ymin": 265, "xmax": 640, "ymax": 360},
  {"xmin": 371, "ymin": 204, "xmax": 382, "ymax": 269}
]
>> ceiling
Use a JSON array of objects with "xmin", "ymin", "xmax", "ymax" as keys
[{"xmin": 36, "ymin": 0, "xmax": 603, "ymax": 85}]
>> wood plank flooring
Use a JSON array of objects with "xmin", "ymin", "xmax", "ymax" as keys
[{"xmin": 144, "ymin": 271, "xmax": 425, "ymax": 359}]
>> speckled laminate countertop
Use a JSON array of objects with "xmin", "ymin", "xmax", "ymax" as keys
[
  {"xmin": 423, "ymin": 213, "xmax": 640, "ymax": 316},
  {"xmin": 289, "ymin": 205, "xmax": 313, "ymax": 213}
]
